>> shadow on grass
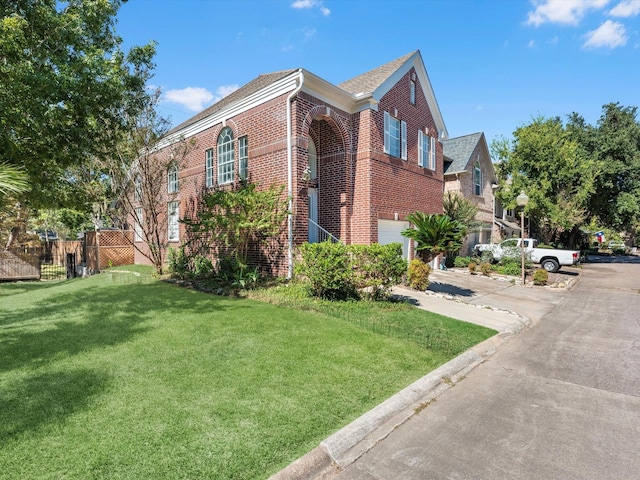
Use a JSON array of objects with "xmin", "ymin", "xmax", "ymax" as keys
[
  {"xmin": 0, "ymin": 278, "xmax": 236, "ymax": 373},
  {"xmin": 0, "ymin": 368, "xmax": 108, "ymax": 443}
]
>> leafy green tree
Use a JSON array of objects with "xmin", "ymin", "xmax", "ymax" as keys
[
  {"xmin": 401, "ymin": 213, "xmax": 465, "ymax": 263},
  {"xmin": 443, "ymin": 191, "xmax": 479, "ymax": 236},
  {"xmin": 97, "ymin": 88, "xmax": 192, "ymax": 275},
  {"xmin": 182, "ymin": 183, "xmax": 289, "ymax": 274},
  {"xmin": 585, "ymin": 104, "xmax": 640, "ymax": 234},
  {"xmin": 0, "ymin": 0, "xmax": 155, "ymax": 209},
  {"xmin": 492, "ymin": 116, "xmax": 597, "ymax": 247}
]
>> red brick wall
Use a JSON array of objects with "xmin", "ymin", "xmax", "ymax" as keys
[{"xmin": 134, "ymin": 67, "xmax": 445, "ymax": 276}]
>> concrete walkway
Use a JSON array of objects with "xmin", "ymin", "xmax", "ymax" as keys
[{"xmin": 270, "ymin": 269, "xmax": 578, "ymax": 479}]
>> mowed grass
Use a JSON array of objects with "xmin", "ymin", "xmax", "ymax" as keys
[{"xmin": 0, "ymin": 266, "xmax": 495, "ymax": 479}]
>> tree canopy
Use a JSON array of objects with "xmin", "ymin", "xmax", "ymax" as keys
[
  {"xmin": 492, "ymin": 103, "xmax": 640, "ymax": 246},
  {"xmin": 0, "ymin": 0, "xmax": 155, "ymax": 209}
]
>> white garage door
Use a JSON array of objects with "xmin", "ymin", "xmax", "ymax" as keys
[{"xmin": 378, "ymin": 219, "xmax": 411, "ymax": 259}]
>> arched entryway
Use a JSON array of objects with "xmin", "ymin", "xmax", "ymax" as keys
[{"xmin": 306, "ymin": 115, "xmax": 348, "ymax": 243}]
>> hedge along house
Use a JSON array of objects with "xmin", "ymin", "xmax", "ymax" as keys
[{"xmin": 134, "ymin": 50, "xmax": 448, "ymax": 277}]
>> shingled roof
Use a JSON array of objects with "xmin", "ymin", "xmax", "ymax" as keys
[
  {"xmin": 338, "ymin": 51, "xmax": 417, "ymax": 95},
  {"xmin": 443, "ymin": 132, "xmax": 485, "ymax": 175},
  {"xmin": 168, "ymin": 69, "xmax": 297, "ymax": 134}
]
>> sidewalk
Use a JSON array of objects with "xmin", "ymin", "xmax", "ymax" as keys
[{"xmin": 270, "ymin": 269, "xmax": 576, "ymax": 480}]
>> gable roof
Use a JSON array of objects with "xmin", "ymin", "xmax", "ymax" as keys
[
  {"xmin": 163, "ymin": 51, "xmax": 448, "ymax": 142},
  {"xmin": 338, "ymin": 50, "xmax": 448, "ymax": 139},
  {"xmin": 168, "ymin": 70, "xmax": 297, "ymax": 134},
  {"xmin": 443, "ymin": 132, "xmax": 485, "ymax": 175},
  {"xmin": 338, "ymin": 51, "xmax": 416, "ymax": 96}
]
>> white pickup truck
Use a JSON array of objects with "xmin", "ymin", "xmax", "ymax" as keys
[{"xmin": 473, "ymin": 238, "xmax": 580, "ymax": 273}]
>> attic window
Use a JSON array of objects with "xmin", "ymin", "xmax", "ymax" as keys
[
  {"xmin": 410, "ymin": 80, "xmax": 416, "ymax": 105},
  {"xmin": 474, "ymin": 160, "xmax": 482, "ymax": 195}
]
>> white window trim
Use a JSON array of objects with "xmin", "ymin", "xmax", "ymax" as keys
[
  {"xmin": 239, "ymin": 136, "xmax": 248, "ymax": 180},
  {"xmin": 418, "ymin": 131, "xmax": 436, "ymax": 170},
  {"xmin": 205, "ymin": 148, "xmax": 214, "ymax": 188},
  {"xmin": 134, "ymin": 207, "xmax": 143, "ymax": 242},
  {"xmin": 429, "ymin": 136, "xmax": 436, "ymax": 170},
  {"xmin": 474, "ymin": 160, "xmax": 482, "ymax": 195},
  {"xmin": 217, "ymin": 127, "xmax": 234, "ymax": 185},
  {"xmin": 134, "ymin": 174, "xmax": 142, "ymax": 202},
  {"xmin": 384, "ymin": 111, "xmax": 406, "ymax": 160},
  {"xmin": 168, "ymin": 201, "xmax": 179, "ymax": 242},
  {"xmin": 167, "ymin": 164, "xmax": 178, "ymax": 193}
]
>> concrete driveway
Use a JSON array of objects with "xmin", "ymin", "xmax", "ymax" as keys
[{"xmin": 334, "ymin": 259, "xmax": 640, "ymax": 479}]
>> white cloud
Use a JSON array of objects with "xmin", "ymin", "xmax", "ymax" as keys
[
  {"xmin": 609, "ymin": 0, "xmax": 640, "ymax": 16},
  {"xmin": 526, "ymin": 0, "xmax": 610, "ymax": 26},
  {"xmin": 164, "ymin": 85, "xmax": 239, "ymax": 112},
  {"xmin": 528, "ymin": 39, "xmax": 536, "ymax": 47},
  {"xmin": 302, "ymin": 27, "xmax": 317, "ymax": 40},
  {"xmin": 583, "ymin": 19, "xmax": 628, "ymax": 47},
  {"xmin": 165, "ymin": 87, "xmax": 214, "ymax": 111},
  {"xmin": 213, "ymin": 84, "xmax": 240, "ymax": 102},
  {"xmin": 291, "ymin": 0, "xmax": 331, "ymax": 16}
]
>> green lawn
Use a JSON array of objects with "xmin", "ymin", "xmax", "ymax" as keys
[{"xmin": 0, "ymin": 266, "xmax": 495, "ymax": 479}]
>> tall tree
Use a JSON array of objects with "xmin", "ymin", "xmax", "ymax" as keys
[
  {"xmin": 586, "ymin": 103, "xmax": 640, "ymax": 233},
  {"xmin": 97, "ymin": 87, "xmax": 193, "ymax": 275},
  {"xmin": 0, "ymin": 0, "xmax": 155, "ymax": 209},
  {"xmin": 492, "ymin": 116, "xmax": 597, "ymax": 247}
]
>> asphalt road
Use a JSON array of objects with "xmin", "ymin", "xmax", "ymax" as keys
[{"xmin": 336, "ymin": 260, "xmax": 640, "ymax": 479}]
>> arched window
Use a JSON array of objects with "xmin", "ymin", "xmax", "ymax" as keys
[
  {"xmin": 474, "ymin": 160, "xmax": 482, "ymax": 196},
  {"xmin": 217, "ymin": 127, "xmax": 234, "ymax": 185},
  {"xmin": 167, "ymin": 163, "xmax": 178, "ymax": 193}
]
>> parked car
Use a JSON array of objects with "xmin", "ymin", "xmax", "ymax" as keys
[{"xmin": 474, "ymin": 238, "xmax": 580, "ymax": 273}]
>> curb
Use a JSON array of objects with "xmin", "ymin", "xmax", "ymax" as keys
[{"xmin": 269, "ymin": 324, "xmax": 529, "ymax": 480}]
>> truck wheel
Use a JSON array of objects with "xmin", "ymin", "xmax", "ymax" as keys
[{"xmin": 541, "ymin": 258, "xmax": 559, "ymax": 273}]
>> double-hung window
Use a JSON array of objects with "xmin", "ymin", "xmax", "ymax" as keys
[
  {"xmin": 429, "ymin": 136, "xmax": 436, "ymax": 170},
  {"xmin": 168, "ymin": 201, "xmax": 179, "ymax": 242},
  {"xmin": 239, "ymin": 136, "xmax": 248, "ymax": 180},
  {"xmin": 134, "ymin": 207, "xmax": 143, "ymax": 242},
  {"xmin": 134, "ymin": 174, "xmax": 142, "ymax": 202},
  {"xmin": 384, "ymin": 111, "xmax": 407, "ymax": 160},
  {"xmin": 205, "ymin": 148, "xmax": 214, "ymax": 187},
  {"xmin": 217, "ymin": 127, "xmax": 234, "ymax": 185},
  {"xmin": 474, "ymin": 160, "xmax": 482, "ymax": 195},
  {"xmin": 167, "ymin": 163, "xmax": 178, "ymax": 193},
  {"xmin": 418, "ymin": 131, "xmax": 437, "ymax": 170}
]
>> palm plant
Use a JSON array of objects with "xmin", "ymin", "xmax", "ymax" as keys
[
  {"xmin": 0, "ymin": 163, "xmax": 29, "ymax": 198},
  {"xmin": 401, "ymin": 212, "xmax": 465, "ymax": 263}
]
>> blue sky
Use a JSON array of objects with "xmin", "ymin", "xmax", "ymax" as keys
[{"xmin": 116, "ymin": 0, "xmax": 640, "ymax": 149}]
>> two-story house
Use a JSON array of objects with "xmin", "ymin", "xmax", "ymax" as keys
[
  {"xmin": 443, "ymin": 132, "xmax": 499, "ymax": 255},
  {"xmin": 133, "ymin": 51, "xmax": 449, "ymax": 276}
]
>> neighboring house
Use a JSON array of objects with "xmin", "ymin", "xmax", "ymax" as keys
[
  {"xmin": 132, "ymin": 50, "xmax": 449, "ymax": 276},
  {"xmin": 443, "ymin": 132, "xmax": 498, "ymax": 255}
]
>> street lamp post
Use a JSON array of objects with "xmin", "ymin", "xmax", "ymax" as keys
[{"xmin": 516, "ymin": 191, "xmax": 529, "ymax": 285}]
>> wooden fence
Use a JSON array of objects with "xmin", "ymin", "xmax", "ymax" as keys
[{"xmin": 85, "ymin": 230, "xmax": 134, "ymax": 272}]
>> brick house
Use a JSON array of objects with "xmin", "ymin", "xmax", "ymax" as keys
[
  {"xmin": 443, "ymin": 132, "xmax": 499, "ymax": 255},
  {"xmin": 134, "ymin": 51, "xmax": 449, "ymax": 276}
]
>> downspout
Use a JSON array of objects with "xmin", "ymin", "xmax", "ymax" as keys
[{"xmin": 286, "ymin": 69, "xmax": 304, "ymax": 279}]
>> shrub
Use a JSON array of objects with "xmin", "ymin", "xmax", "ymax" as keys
[
  {"xmin": 296, "ymin": 242, "xmax": 407, "ymax": 300},
  {"xmin": 533, "ymin": 268, "xmax": 549, "ymax": 285},
  {"xmin": 496, "ymin": 260, "xmax": 521, "ymax": 276},
  {"xmin": 407, "ymin": 259, "xmax": 431, "ymax": 290},
  {"xmin": 296, "ymin": 242, "xmax": 356, "ymax": 300},
  {"xmin": 167, "ymin": 246, "xmax": 190, "ymax": 279},
  {"xmin": 480, "ymin": 261, "xmax": 492, "ymax": 276},
  {"xmin": 350, "ymin": 243, "xmax": 407, "ymax": 300},
  {"xmin": 453, "ymin": 256, "xmax": 472, "ymax": 268},
  {"xmin": 468, "ymin": 261, "xmax": 477, "ymax": 274},
  {"xmin": 191, "ymin": 254, "xmax": 214, "ymax": 279}
]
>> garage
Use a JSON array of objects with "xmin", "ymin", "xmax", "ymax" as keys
[{"xmin": 377, "ymin": 219, "xmax": 411, "ymax": 259}]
